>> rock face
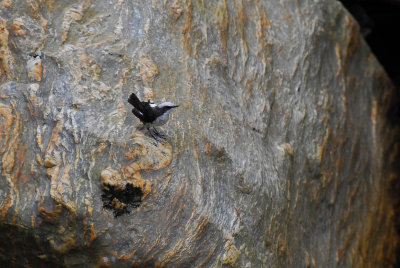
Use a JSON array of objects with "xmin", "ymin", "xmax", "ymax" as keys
[{"xmin": 0, "ymin": 0, "xmax": 399, "ymax": 267}]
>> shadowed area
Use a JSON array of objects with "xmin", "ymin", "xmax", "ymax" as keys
[
  {"xmin": 337, "ymin": 1, "xmax": 400, "ymax": 266},
  {"xmin": 102, "ymin": 184, "xmax": 143, "ymax": 217}
]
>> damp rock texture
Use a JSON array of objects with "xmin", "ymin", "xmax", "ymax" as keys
[{"xmin": 0, "ymin": 0, "xmax": 399, "ymax": 267}]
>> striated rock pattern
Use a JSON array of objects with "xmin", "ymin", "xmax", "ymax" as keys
[{"xmin": 0, "ymin": 0, "xmax": 399, "ymax": 267}]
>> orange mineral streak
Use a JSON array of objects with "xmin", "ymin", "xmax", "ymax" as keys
[
  {"xmin": 0, "ymin": 18, "xmax": 16, "ymax": 81},
  {"xmin": 27, "ymin": 56, "xmax": 43, "ymax": 81},
  {"xmin": 49, "ymin": 232, "xmax": 77, "ymax": 254},
  {"xmin": 51, "ymin": 165, "xmax": 77, "ymax": 214},
  {"xmin": 11, "ymin": 19, "xmax": 25, "ymax": 36},
  {"xmin": 61, "ymin": 0, "xmax": 91, "ymax": 43},
  {"xmin": 119, "ymin": 249, "xmax": 137, "ymax": 260},
  {"xmin": 101, "ymin": 167, "xmax": 126, "ymax": 190},
  {"xmin": 102, "ymin": 132, "xmax": 173, "ymax": 198},
  {"xmin": 0, "ymin": 195, "xmax": 12, "ymax": 220},
  {"xmin": 44, "ymin": 119, "xmax": 77, "ymax": 214},
  {"xmin": 0, "ymin": 101, "xmax": 23, "ymax": 220},
  {"xmin": 181, "ymin": 0, "xmax": 192, "ymax": 55},
  {"xmin": 27, "ymin": 0, "xmax": 48, "ymax": 29},
  {"xmin": 216, "ymin": 0, "xmax": 229, "ymax": 56},
  {"xmin": 88, "ymin": 223, "xmax": 97, "ymax": 245},
  {"xmin": 169, "ymin": 0, "xmax": 183, "ymax": 20},
  {"xmin": 0, "ymin": 102, "xmax": 14, "ymax": 154},
  {"xmin": 38, "ymin": 204, "xmax": 62, "ymax": 224},
  {"xmin": 0, "ymin": 0, "xmax": 12, "ymax": 8},
  {"xmin": 138, "ymin": 56, "xmax": 159, "ymax": 84}
]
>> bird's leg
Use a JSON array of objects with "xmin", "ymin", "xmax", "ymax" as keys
[
  {"xmin": 147, "ymin": 127, "xmax": 162, "ymax": 142},
  {"xmin": 152, "ymin": 127, "xmax": 166, "ymax": 139},
  {"xmin": 152, "ymin": 127, "xmax": 160, "ymax": 135}
]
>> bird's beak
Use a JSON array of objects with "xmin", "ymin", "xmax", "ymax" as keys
[{"xmin": 172, "ymin": 105, "xmax": 179, "ymax": 108}]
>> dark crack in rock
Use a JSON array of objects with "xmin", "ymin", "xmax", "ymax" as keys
[{"xmin": 102, "ymin": 184, "xmax": 143, "ymax": 217}]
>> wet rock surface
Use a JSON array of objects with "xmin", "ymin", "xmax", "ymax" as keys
[{"xmin": 1, "ymin": 0, "xmax": 399, "ymax": 267}]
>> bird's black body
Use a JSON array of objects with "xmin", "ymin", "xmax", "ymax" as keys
[
  {"xmin": 128, "ymin": 93, "xmax": 170, "ymax": 124},
  {"xmin": 128, "ymin": 93, "xmax": 178, "ymax": 141}
]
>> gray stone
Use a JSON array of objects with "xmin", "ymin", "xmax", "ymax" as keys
[{"xmin": 0, "ymin": 0, "xmax": 398, "ymax": 267}]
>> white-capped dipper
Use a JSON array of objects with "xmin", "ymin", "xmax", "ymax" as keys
[{"xmin": 128, "ymin": 93, "xmax": 179, "ymax": 141}]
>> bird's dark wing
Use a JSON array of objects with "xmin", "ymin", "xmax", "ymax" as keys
[
  {"xmin": 140, "ymin": 106, "xmax": 174, "ymax": 122},
  {"xmin": 128, "ymin": 93, "xmax": 158, "ymax": 123},
  {"xmin": 131, "ymin": 108, "xmax": 145, "ymax": 122},
  {"xmin": 128, "ymin": 93, "xmax": 154, "ymax": 113},
  {"xmin": 128, "ymin": 93, "xmax": 144, "ymax": 110},
  {"xmin": 141, "ymin": 107, "xmax": 164, "ymax": 123}
]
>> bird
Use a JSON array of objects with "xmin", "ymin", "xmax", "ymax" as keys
[{"xmin": 128, "ymin": 92, "xmax": 179, "ymax": 141}]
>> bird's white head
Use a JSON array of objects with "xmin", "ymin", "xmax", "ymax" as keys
[{"xmin": 158, "ymin": 102, "xmax": 179, "ymax": 109}]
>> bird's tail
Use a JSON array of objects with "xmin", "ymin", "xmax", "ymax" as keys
[{"xmin": 128, "ymin": 93, "xmax": 141, "ymax": 108}]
